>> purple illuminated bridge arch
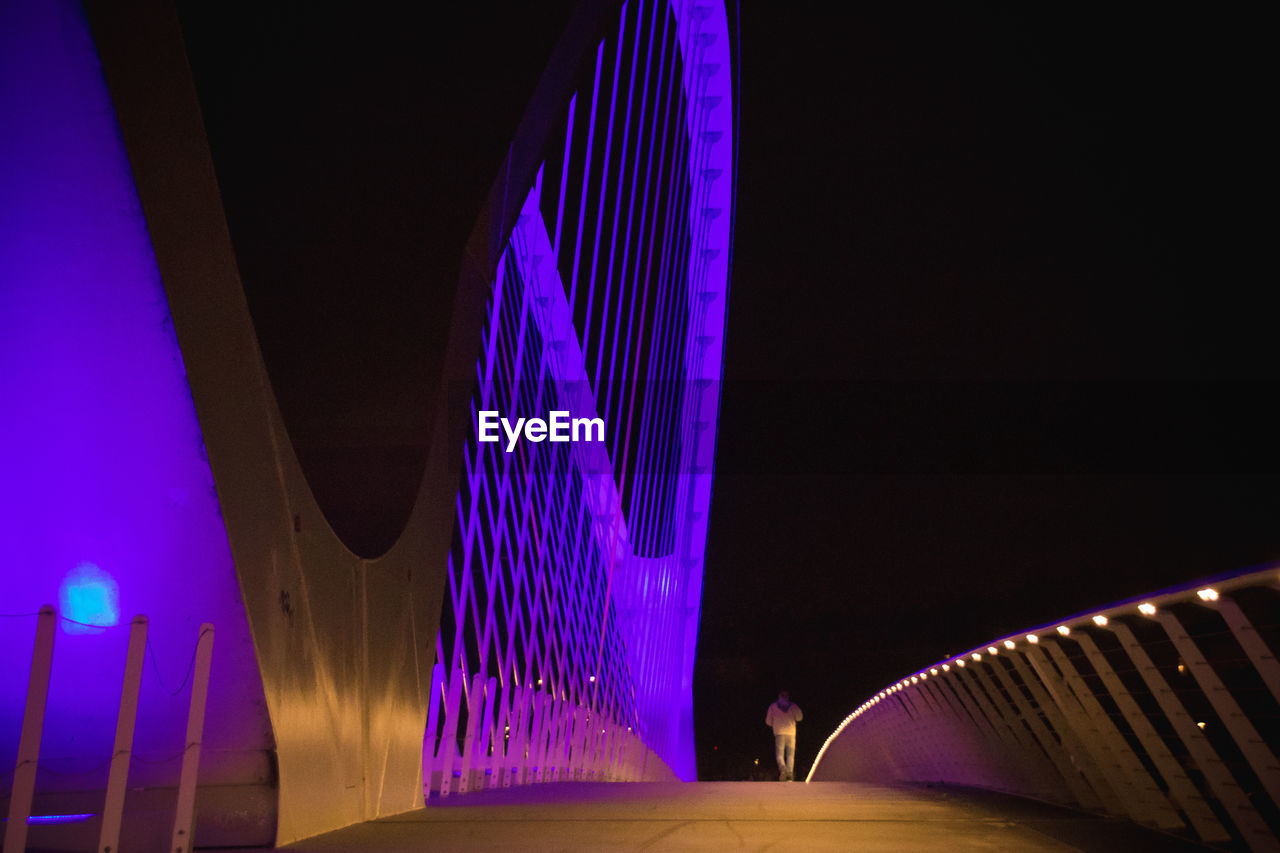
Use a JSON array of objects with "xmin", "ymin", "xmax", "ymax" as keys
[
  {"xmin": 2, "ymin": 0, "xmax": 734, "ymax": 846},
  {"xmin": 425, "ymin": 0, "xmax": 735, "ymax": 785}
]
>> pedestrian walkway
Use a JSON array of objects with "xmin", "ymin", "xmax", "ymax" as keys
[{"xmin": 272, "ymin": 782, "xmax": 1210, "ymax": 852}]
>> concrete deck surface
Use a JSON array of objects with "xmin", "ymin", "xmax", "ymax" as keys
[{"xmin": 271, "ymin": 782, "xmax": 1211, "ymax": 852}]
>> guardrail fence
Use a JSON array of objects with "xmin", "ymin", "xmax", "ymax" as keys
[
  {"xmin": 808, "ymin": 565, "xmax": 1280, "ymax": 850},
  {"xmin": 424, "ymin": 663, "xmax": 675, "ymax": 797},
  {"xmin": 2, "ymin": 606, "xmax": 213, "ymax": 852}
]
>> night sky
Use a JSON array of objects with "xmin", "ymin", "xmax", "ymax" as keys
[{"xmin": 172, "ymin": 3, "xmax": 1278, "ymax": 780}]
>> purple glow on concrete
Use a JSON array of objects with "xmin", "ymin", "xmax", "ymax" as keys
[
  {"xmin": 57, "ymin": 563, "xmax": 119, "ymax": 634},
  {"xmin": 0, "ymin": 0, "xmax": 270, "ymax": 802}
]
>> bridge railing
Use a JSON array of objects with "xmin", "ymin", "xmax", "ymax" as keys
[
  {"xmin": 2, "ymin": 607, "xmax": 215, "ymax": 853},
  {"xmin": 807, "ymin": 565, "xmax": 1280, "ymax": 849},
  {"xmin": 422, "ymin": 664, "xmax": 677, "ymax": 798}
]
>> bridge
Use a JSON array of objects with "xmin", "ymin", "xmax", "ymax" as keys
[
  {"xmin": 234, "ymin": 782, "xmax": 1212, "ymax": 852},
  {"xmin": 11, "ymin": 563, "xmax": 1276, "ymax": 849},
  {"xmin": 17, "ymin": 782, "xmax": 1214, "ymax": 852},
  {"xmin": 3, "ymin": 0, "xmax": 1278, "ymax": 851}
]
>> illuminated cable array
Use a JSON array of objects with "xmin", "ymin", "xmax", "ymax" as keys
[{"xmin": 426, "ymin": 0, "xmax": 733, "ymax": 786}]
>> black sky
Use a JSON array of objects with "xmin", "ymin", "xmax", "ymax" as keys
[{"xmin": 173, "ymin": 3, "xmax": 1279, "ymax": 780}]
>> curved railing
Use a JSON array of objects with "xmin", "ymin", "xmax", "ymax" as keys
[{"xmin": 807, "ymin": 564, "xmax": 1280, "ymax": 849}]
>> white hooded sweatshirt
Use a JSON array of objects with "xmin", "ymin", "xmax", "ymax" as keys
[{"xmin": 766, "ymin": 700, "xmax": 803, "ymax": 735}]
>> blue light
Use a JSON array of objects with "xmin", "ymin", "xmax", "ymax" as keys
[
  {"xmin": 27, "ymin": 813, "xmax": 95, "ymax": 824},
  {"xmin": 57, "ymin": 562, "xmax": 118, "ymax": 634}
]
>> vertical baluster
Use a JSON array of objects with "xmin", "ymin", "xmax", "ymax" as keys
[
  {"xmin": 3, "ymin": 605, "xmax": 56, "ymax": 853},
  {"xmin": 99, "ymin": 615, "xmax": 148, "ymax": 853},
  {"xmin": 171, "ymin": 623, "xmax": 214, "ymax": 853}
]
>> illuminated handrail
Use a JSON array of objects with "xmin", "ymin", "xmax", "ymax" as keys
[{"xmin": 807, "ymin": 564, "xmax": 1280, "ymax": 849}]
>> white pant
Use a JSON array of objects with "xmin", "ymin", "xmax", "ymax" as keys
[{"xmin": 774, "ymin": 733, "xmax": 795, "ymax": 776}]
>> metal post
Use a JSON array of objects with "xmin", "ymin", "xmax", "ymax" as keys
[
  {"xmin": 586, "ymin": 718, "xmax": 600, "ymax": 782},
  {"xmin": 488, "ymin": 680, "xmax": 509, "ymax": 789},
  {"xmin": 987, "ymin": 653, "xmax": 1097, "ymax": 809},
  {"xmin": 1155, "ymin": 610, "xmax": 1280, "ymax": 806},
  {"xmin": 555, "ymin": 698, "xmax": 570, "ymax": 782},
  {"xmin": 171, "ymin": 623, "xmax": 214, "ymax": 853},
  {"xmin": 1074, "ymin": 632, "xmax": 1227, "ymax": 842},
  {"xmin": 909, "ymin": 684, "xmax": 946, "ymax": 780},
  {"xmin": 1041, "ymin": 639, "xmax": 1183, "ymax": 831},
  {"xmin": 568, "ymin": 706, "xmax": 586, "ymax": 779},
  {"xmin": 436, "ymin": 669, "xmax": 465, "ymax": 796},
  {"xmin": 1022, "ymin": 644, "xmax": 1127, "ymax": 817},
  {"xmin": 527, "ymin": 693, "xmax": 546, "ymax": 784},
  {"xmin": 881, "ymin": 695, "xmax": 912, "ymax": 781},
  {"xmin": 572, "ymin": 706, "xmax": 586, "ymax": 781},
  {"xmin": 4, "ymin": 605, "xmax": 56, "ymax": 853},
  {"xmin": 457, "ymin": 672, "xmax": 485, "ymax": 793},
  {"xmin": 936, "ymin": 672, "xmax": 1021, "ymax": 788},
  {"xmin": 515, "ymin": 689, "xmax": 532, "ymax": 786},
  {"xmin": 503, "ymin": 685, "xmax": 527, "ymax": 787},
  {"xmin": 588, "ymin": 710, "xmax": 599, "ymax": 781},
  {"xmin": 1108, "ymin": 622, "xmax": 1274, "ymax": 848},
  {"xmin": 475, "ymin": 676, "xmax": 497, "ymax": 789},
  {"xmin": 606, "ymin": 723, "xmax": 620, "ymax": 781},
  {"xmin": 99, "ymin": 615, "xmax": 148, "ymax": 853},
  {"xmin": 969, "ymin": 660, "xmax": 1066, "ymax": 802},
  {"xmin": 542, "ymin": 699, "xmax": 560, "ymax": 782},
  {"xmin": 424, "ymin": 660, "xmax": 445, "ymax": 794},
  {"xmin": 615, "ymin": 724, "xmax": 630, "ymax": 781},
  {"xmin": 1214, "ymin": 596, "xmax": 1280, "ymax": 707},
  {"xmin": 598, "ymin": 721, "xmax": 610, "ymax": 782},
  {"xmin": 1006, "ymin": 650, "xmax": 1112, "ymax": 809},
  {"xmin": 944, "ymin": 671, "xmax": 1011, "ymax": 751},
  {"xmin": 589, "ymin": 713, "xmax": 602, "ymax": 781},
  {"xmin": 422, "ymin": 663, "xmax": 444, "ymax": 797},
  {"xmin": 955, "ymin": 665, "xmax": 1044, "ymax": 796},
  {"xmin": 539, "ymin": 694, "xmax": 554, "ymax": 784}
]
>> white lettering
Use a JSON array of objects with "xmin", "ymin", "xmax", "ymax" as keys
[
  {"xmin": 480, "ymin": 410, "xmax": 605, "ymax": 450},
  {"xmin": 478, "ymin": 411, "xmax": 500, "ymax": 443},
  {"xmin": 502, "ymin": 416, "xmax": 525, "ymax": 453},
  {"xmin": 573, "ymin": 416, "xmax": 605, "ymax": 442},
  {"xmin": 549, "ymin": 410, "xmax": 571, "ymax": 441}
]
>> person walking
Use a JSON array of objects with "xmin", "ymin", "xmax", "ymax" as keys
[{"xmin": 766, "ymin": 690, "xmax": 803, "ymax": 781}]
